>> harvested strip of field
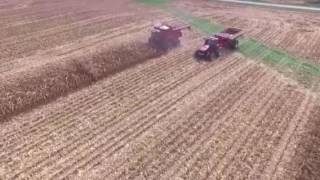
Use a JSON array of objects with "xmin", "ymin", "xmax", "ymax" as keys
[
  {"xmin": 0, "ymin": 19, "xmax": 161, "ymax": 74},
  {"xmin": 1, "ymin": 0, "xmax": 320, "ymax": 179},
  {"xmin": 0, "ymin": 46, "xmax": 243, "ymax": 179},
  {"xmin": 0, "ymin": 14, "xmax": 144, "ymax": 61},
  {"xmin": 1, "ymin": 51, "xmax": 315, "ymax": 179},
  {"xmin": 0, "ymin": 11, "xmax": 98, "ymax": 38}
]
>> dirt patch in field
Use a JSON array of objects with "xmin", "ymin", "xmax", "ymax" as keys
[{"xmin": 0, "ymin": 41, "xmax": 160, "ymax": 121}]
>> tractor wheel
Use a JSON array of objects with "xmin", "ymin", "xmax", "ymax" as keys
[
  {"xmin": 148, "ymin": 37, "xmax": 155, "ymax": 47},
  {"xmin": 168, "ymin": 40, "xmax": 180, "ymax": 49},
  {"xmin": 194, "ymin": 51, "xmax": 200, "ymax": 59},
  {"xmin": 230, "ymin": 40, "xmax": 239, "ymax": 50},
  {"xmin": 175, "ymin": 40, "xmax": 181, "ymax": 47},
  {"xmin": 213, "ymin": 50, "xmax": 220, "ymax": 58}
]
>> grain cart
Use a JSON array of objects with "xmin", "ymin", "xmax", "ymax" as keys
[
  {"xmin": 148, "ymin": 22, "xmax": 191, "ymax": 51},
  {"xmin": 195, "ymin": 28, "xmax": 243, "ymax": 60}
]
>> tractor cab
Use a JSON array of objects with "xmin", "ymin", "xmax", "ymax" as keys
[
  {"xmin": 204, "ymin": 37, "xmax": 219, "ymax": 47},
  {"xmin": 154, "ymin": 24, "xmax": 171, "ymax": 31},
  {"xmin": 194, "ymin": 36, "xmax": 220, "ymax": 60}
]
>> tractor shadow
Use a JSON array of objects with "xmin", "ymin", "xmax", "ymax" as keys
[
  {"xmin": 147, "ymin": 42, "xmax": 182, "ymax": 55},
  {"xmin": 194, "ymin": 48, "xmax": 236, "ymax": 63}
]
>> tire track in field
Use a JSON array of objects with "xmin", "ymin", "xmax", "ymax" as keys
[
  {"xmin": 312, "ymin": 32, "xmax": 320, "ymax": 59},
  {"xmin": 58, "ymin": 58, "xmax": 250, "ymax": 177},
  {"xmin": 54, "ymin": 58, "xmax": 248, "ymax": 180},
  {"xmin": 247, "ymin": 93, "xmax": 312, "ymax": 179},
  {"xmin": 198, "ymin": 83, "xmax": 291, "ymax": 179},
  {"xmin": 217, "ymin": 85, "xmax": 305, "ymax": 179},
  {"xmin": 108, "ymin": 65, "xmax": 264, "ymax": 180},
  {"xmin": 146, "ymin": 68, "xmax": 275, "ymax": 180},
  {"xmin": 31, "ymin": 57, "xmax": 247, "ymax": 180},
  {"xmin": 263, "ymin": 94, "xmax": 315, "ymax": 180},
  {"xmin": 286, "ymin": 31, "xmax": 305, "ymax": 52},
  {"xmin": 307, "ymin": 31, "xmax": 320, "ymax": 59},
  {"xmin": 278, "ymin": 31, "xmax": 298, "ymax": 51},
  {"xmin": 89, "ymin": 66, "xmax": 257, "ymax": 179},
  {"xmin": 4, "ymin": 55, "xmax": 242, "ymax": 180},
  {"xmin": 176, "ymin": 74, "xmax": 286, "ymax": 180},
  {"xmin": 259, "ymin": 29, "xmax": 283, "ymax": 45},
  {"xmin": 160, "ymin": 68, "xmax": 280, "ymax": 180},
  {"xmin": 269, "ymin": 28, "xmax": 289, "ymax": 46},
  {"xmin": 275, "ymin": 98, "xmax": 320, "ymax": 180}
]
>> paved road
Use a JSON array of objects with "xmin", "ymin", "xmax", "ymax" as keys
[{"xmin": 218, "ymin": 0, "xmax": 320, "ymax": 12}]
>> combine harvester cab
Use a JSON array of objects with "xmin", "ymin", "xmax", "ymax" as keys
[{"xmin": 148, "ymin": 22, "xmax": 191, "ymax": 51}]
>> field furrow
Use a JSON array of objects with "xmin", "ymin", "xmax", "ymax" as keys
[
  {"xmin": 0, "ymin": 15, "xmax": 143, "ymax": 61},
  {"xmin": 49, "ymin": 59, "xmax": 250, "ymax": 180},
  {"xmin": 149, "ymin": 71, "xmax": 274, "ymax": 180},
  {"xmin": 0, "ymin": 21, "xmax": 151, "ymax": 74},
  {"xmin": 0, "ymin": 49, "xmax": 189, "ymax": 141},
  {"xmin": 0, "ymin": 11, "xmax": 97, "ymax": 37},
  {"xmin": 0, "ymin": 0, "xmax": 319, "ymax": 179},
  {"xmin": 159, "ymin": 68, "xmax": 279, "ymax": 180},
  {"xmin": 0, "ymin": 49, "xmax": 196, "ymax": 151},
  {"xmin": 106, "ymin": 64, "xmax": 264, "ymax": 179},
  {"xmin": 262, "ymin": 94, "xmax": 316, "ymax": 180},
  {"xmin": 181, "ymin": 80, "xmax": 288, "ymax": 179},
  {"xmin": 62, "ymin": 61, "xmax": 253, "ymax": 180},
  {"xmin": 10, "ymin": 56, "xmax": 248, "ymax": 179},
  {"xmin": 0, "ymin": 45, "xmax": 245, "ymax": 179},
  {"xmin": 218, "ymin": 86, "xmax": 305, "ymax": 179}
]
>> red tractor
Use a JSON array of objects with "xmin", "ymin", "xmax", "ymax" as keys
[
  {"xmin": 195, "ymin": 28, "xmax": 243, "ymax": 60},
  {"xmin": 148, "ymin": 22, "xmax": 191, "ymax": 51}
]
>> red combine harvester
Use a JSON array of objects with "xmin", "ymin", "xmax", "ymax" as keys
[
  {"xmin": 148, "ymin": 22, "xmax": 191, "ymax": 51},
  {"xmin": 195, "ymin": 28, "xmax": 243, "ymax": 60}
]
